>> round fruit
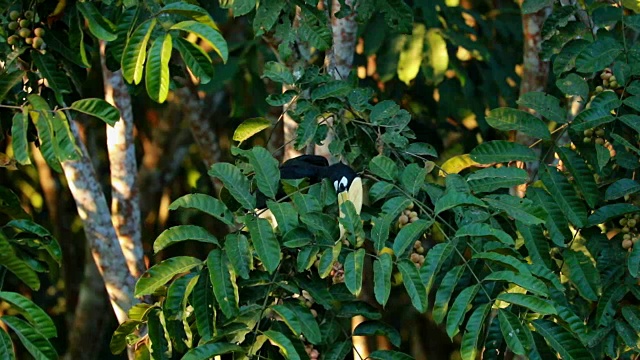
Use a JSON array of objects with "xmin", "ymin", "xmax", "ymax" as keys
[
  {"xmin": 399, "ymin": 215, "xmax": 409, "ymax": 225},
  {"xmin": 19, "ymin": 19, "xmax": 30, "ymax": 27},
  {"xmin": 584, "ymin": 129, "xmax": 594, "ymax": 137},
  {"xmin": 410, "ymin": 253, "xmax": 421, "ymax": 263},
  {"xmin": 624, "ymin": 234, "xmax": 632, "ymax": 240},
  {"xmin": 610, "ymin": 81, "xmax": 618, "ymax": 88},
  {"xmin": 416, "ymin": 246, "xmax": 425, "ymax": 254},
  {"xmin": 623, "ymin": 226, "xmax": 630, "ymax": 233},
  {"xmin": 628, "ymin": 219, "xmax": 637, "ymax": 227},
  {"xmin": 583, "ymin": 137, "xmax": 592, "ymax": 143},
  {"xmin": 34, "ymin": 27, "xmax": 45, "ymax": 37},
  {"xmin": 407, "ymin": 202, "xmax": 414, "ymax": 210},
  {"xmin": 595, "ymin": 129, "xmax": 605, "ymax": 137},
  {"xmin": 595, "ymin": 138, "xmax": 605, "ymax": 145},
  {"xmin": 609, "ymin": 76, "xmax": 616, "ymax": 83},
  {"xmin": 25, "ymin": 37, "xmax": 33, "ymax": 44},
  {"xmin": 7, "ymin": 35, "xmax": 19, "ymax": 45},
  {"xmin": 9, "ymin": 10, "xmax": 20, "ymax": 20},
  {"xmin": 18, "ymin": 28, "xmax": 30, "ymax": 38},
  {"xmin": 623, "ymin": 238, "xmax": 633, "ymax": 249},
  {"xmin": 32, "ymin": 37, "xmax": 44, "ymax": 49},
  {"xmin": 621, "ymin": 218, "xmax": 628, "ymax": 226},
  {"xmin": 24, "ymin": 10, "xmax": 34, "ymax": 19},
  {"xmin": 8, "ymin": 21, "xmax": 19, "ymax": 30},
  {"xmin": 414, "ymin": 240, "xmax": 422, "ymax": 249}
]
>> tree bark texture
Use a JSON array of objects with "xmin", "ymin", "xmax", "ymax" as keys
[
  {"xmin": 100, "ymin": 41, "xmax": 145, "ymax": 279},
  {"xmin": 61, "ymin": 119, "xmax": 137, "ymax": 324}
]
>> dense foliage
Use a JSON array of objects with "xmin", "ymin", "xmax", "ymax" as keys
[{"xmin": 1, "ymin": 0, "xmax": 640, "ymax": 359}]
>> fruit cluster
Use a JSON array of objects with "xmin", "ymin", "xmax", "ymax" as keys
[
  {"xmin": 596, "ymin": 68, "xmax": 620, "ymax": 92},
  {"xmin": 6, "ymin": 10, "xmax": 46, "ymax": 50},
  {"xmin": 583, "ymin": 127, "xmax": 607, "ymax": 145},
  {"xmin": 397, "ymin": 203, "xmax": 419, "ymax": 228},
  {"xmin": 620, "ymin": 213, "xmax": 640, "ymax": 250},
  {"xmin": 410, "ymin": 240, "xmax": 425, "ymax": 268},
  {"xmin": 305, "ymin": 344, "xmax": 320, "ymax": 360},
  {"xmin": 330, "ymin": 261, "xmax": 344, "ymax": 284}
]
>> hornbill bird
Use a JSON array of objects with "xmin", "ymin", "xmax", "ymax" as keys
[{"xmin": 257, "ymin": 155, "xmax": 363, "ymax": 235}]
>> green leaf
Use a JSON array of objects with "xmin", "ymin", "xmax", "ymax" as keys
[
  {"xmin": 467, "ymin": 167, "xmax": 529, "ymax": 193},
  {"xmin": 423, "ymin": 28, "xmax": 449, "ymax": 84},
  {"xmin": 0, "ymin": 70, "xmax": 24, "ymax": 103},
  {"xmin": 556, "ymin": 73, "xmax": 588, "ymax": 99},
  {"xmin": 207, "ymin": 249, "xmax": 239, "ymax": 318},
  {"xmin": 253, "ymin": 0, "xmax": 285, "ymax": 35},
  {"xmin": 435, "ymin": 192, "xmax": 486, "ymax": 214},
  {"xmin": 267, "ymin": 201, "xmax": 298, "ymax": 234},
  {"xmin": 245, "ymin": 217, "xmax": 281, "ymax": 273},
  {"xmin": 563, "ymin": 249, "xmax": 600, "ymax": 301},
  {"xmin": 483, "ymin": 195, "xmax": 546, "ymax": 226},
  {"xmin": 485, "ymin": 108, "xmax": 550, "ymax": 140},
  {"xmin": 369, "ymin": 350, "xmax": 414, "ymax": 360},
  {"xmin": 373, "ymin": 253, "xmax": 393, "ymax": 307},
  {"xmin": 517, "ymin": 91, "xmax": 567, "ymax": 123},
  {"xmin": 296, "ymin": 246, "xmax": 319, "ymax": 272},
  {"xmin": 163, "ymin": 272, "xmax": 197, "ymax": 320},
  {"xmin": 76, "ymin": 1, "xmax": 116, "ymax": 40},
  {"xmin": 0, "ymin": 292, "xmax": 56, "ymax": 338},
  {"xmin": 595, "ymin": 143, "xmax": 611, "ymax": 171},
  {"xmin": 398, "ymin": 23, "xmax": 426, "ymax": 85},
  {"xmin": 147, "ymin": 308, "xmax": 170, "ymax": 360},
  {"xmin": 310, "ymin": 81, "xmax": 351, "ymax": 100},
  {"xmin": 473, "ymin": 252, "xmax": 531, "ymax": 275},
  {"xmin": 289, "ymin": 304, "xmax": 322, "ymax": 345},
  {"xmin": 145, "ymin": 33, "xmax": 172, "ymax": 103},
  {"xmin": 271, "ymin": 304, "xmax": 301, "ymax": 336},
  {"xmin": 397, "ymin": 260, "xmax": 427, "ymax": 313},
  {"xmin": 622, "ymin": 306, "xmax": 640, "ymax": 334},
  {"xmin": 522, "ymin": 0, "xmax": 554, "ymax": 14},
  {"xmin": 370, "ymin": 100, "xmax": 400, "ymax": 124},
  {"xmin": 354, "ymin": 321, "xmax": 401, "ymax": 348},
  {"xmin": 169, "ymin": 194, "xmax": 234, "ymax": 226},
  {"xmin": 629, "ymin": 243, "xmax": 640, "ymax": 278},
  {"xmin": 262, "ymin": 330, "xmax": 301, "ymax": 360},
  {"xmin": 244, "ymin": 147, "xmax": 280, "ymax": 199},
  {"xmin": 262, "ymin": 61, "xmax": 294, "ymax": 84},
  {"xmin": 420, "ymin": 242, "xmax": 455, "ymax": 294},
  {"xmin": 31, "ymin": 51, "xmax": 71, "ymax": 94},
  {"xmin": 433, "ymin": 265, "xmax": 465, "ymax": 324},
  {"xmin": 587, "ymin": 203, "xmax": 640, "ymax": 226},
  {"xmin": 498, "ymin": 309, "xmax": 531, "ymax": 355},
  {"xmin": 70, "ymin": 98, "xmax": 121, "ymax": 126},
  {"xmin": 0, "ymin": 329, "xmax": 14, "ymax": 360},
  {"xmin": 51, "ymin": 111, "xmax": 81, "ymax": 162},
  {"xmin": 174, "ymin": 37, "xmax": 214, "ymax": 84},
  {"xmin": 369, "ymin": 155, "xmax": 397, "ymax": 181},
  {"xmin": 590, "ymin": 90, "xmax": 621, "ymax": 112},
  {"xmin": 539, "ymin": 166, "xmax": 587, "ymax": 228},
  {"xmin": 171, "ymin": 21, "xmax": 228, "ymax": 63},
  {"xmin": 575, "ymin": 37, "xmax": 624, "ymax": 73},
  {"xmin": 400, "ymin": 163, "xmax": 428, "ymax": 196},
  {"xmin": 596, "ymin": 284, "xmax": 627, "ymax": 327},
  {"xmin": 619, "ymin": 114, "xmax": 640, "ymax": 134},
  {"xmin": 192, "ymin": 269, "xmax": 214, "ymax": 341},
  {"xmin": 470, "ymin": 141, "xmax": 538, "ymax": 164},
  {"xmin": 122, "ymin": 19, "xmax": 156, "ymax": 84},
  {"xmin": 0, "ymin": 234, "xmax": 40, "ymax": 290},
  {"xmin": 153, "ymin": 225, "xmax": 218, "ymax": 253},
  {"xmin": 460, "ymin": 303, "xmax": 491, "ymax": 360},
  {"xmin": 392, "ymin": 219, "xmax": 431, "ymax": 257},
  {"xmin": 233, "ymin": 117, "xmax": 271, "ymax": 143},
  {"xmin": 526, "ymin": 187, "xmax": 571, "ymax": 246},
  {"xmin": 456, "ymin": 223, "xmax": 514, "ymax": 246},
  {"xmin": 369, "ymin": 182, "xmax": 394, "ymax": 203},
  {"xmin": 1, "ymin": 316, "xmax": 57, "ymax": 360},
  {"xmin": 318, "ymin": 243, "xmax": 341, "ymax": 279},
  {"xmin": 371, "ymin": 214, "xmax": 393, "ymax": 252},
  {"xmin": 445, "ymin": 284, "xmax": 480, "ymax": 338},
  {"xmin": 135, "ymin": 256, "xmax": 202, "ymax": 296},
  {"xmin": 344, "ymin": 249, "xmax": 365, "ymax": 296},
  {"xmin": 218, "ymin": 236, "xmax": 250, "ymax": 292},
  {"xmin": 556, "ymin": 147, "xmax": 600, "ymax": 208},
  {"xmin": 497, "ymin": 293, "xmax": 556, "ymax": 315},
  {"xmin": 605, "ymin": 179, "xmax": 640, "ymax": 200},
  {"xmin": 570, "ymin": 108, "xmax": 616, "ymax": 131},
  {"xmin": 158, "ymin": 3, "xmax": 220, "ymax": 31},
  {"xmin": 484, "ymin": 271, "xmax": 548, "ymax": 296},
  {"xmin": 28, "ymin": 104, "xmax": 60, "ymax": 173},
  {"xmin": 405, "ymin": 142, "xmax": 438, "ymax": 157},
  {"xmin": 339, "ymin": 201, "xmax": 364, "ymax": 247},
  {"xmin": 208, "ymin": 163, "xmax": 255, "ymax": 210},
  {"xmin": 11, "ymin": 110, "xmax": 30, "ymax": 165},
  {"xmin": 615, "ymin": 319, "xmax": 639, "ymax": 350},
  {"xmin": 532, "ymin": 319, "xmax": 594, "ymax": 360},
  {"xmin": 182, "ymin": 343, "xmax": 243, "ymax": 360},
  {"xmin": 518, "ymin": 221, "xmax": 553, "ymax": 269}
]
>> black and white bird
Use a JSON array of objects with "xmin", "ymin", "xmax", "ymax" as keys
[{"xmin": 257, "ymin": 155, "xmax": 362, "ymax": 235}]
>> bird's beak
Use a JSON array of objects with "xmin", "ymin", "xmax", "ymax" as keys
[{"xmin": 338, "ymin": 177, "xmax": 363, "ymax": 239}]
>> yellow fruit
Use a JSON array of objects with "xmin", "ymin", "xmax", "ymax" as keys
[
  {"xmin": 379, "ymin": 247, "xmax": 394, "ymax": 256},
  {"xmin": 621, "ymin": 218, "xmax": 628, "ymax": 226},
  {"xmin": 623, "ymin": 226, "xmax": 630, "ymax": 233},
  {"xmin": 399, "ymin": 214, "xmax": 409, "ymax": 225},
  {"xmin": 25, "ymin": 37, "xmax": 33, "ymax": 44},
  {"xmin": 628, "ymin": 219, "xmax": 637, "ymax": 228},
  {"xmin": 34, "ymin": 28, "xmax": 45, "ymax": 37},
  {"xmin": 410, "ymin": 253, "xmax": 421, "ymax": 263},
  {"xmin": 7, "ymin": 35, "xmax": 19, "ymax": 45},
  {"xmin": 410, "ymin": 216, "xmax": 419, "ymax": 223},
  {"xmin": 623, "ymin": 238, "xmax": 633, "ymax": 249},
  {"xmin": 414, "ymin": 240, "xmax": 422, "ymax": 249},
  {"xmin": 609, "ymin": 76, "xmax": 616, "ymax": 83},
  {"xmin": 18, "ymin": 28, "xmax": 30, "ymax": 38},
  {"xmin": 416, "ymin": 246, "xmax": 425, "ymax": 254},
  {"xmin": 409, "ymin": 211, "xmax": 418, "ymax": 218},
  {"xmin": 407, "ymin": 202, "xmax": 414, "ymax": 210}
]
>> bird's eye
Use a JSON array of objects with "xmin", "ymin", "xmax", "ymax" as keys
[
  {"xmin": 333, "ymin": 180, "xmax": 339, "ymax": 192},
  {"xmin": 339, "ymin": 177, "xmax": 348, "ymax": 192}
]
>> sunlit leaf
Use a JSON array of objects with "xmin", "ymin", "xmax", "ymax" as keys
[
  {"xmin": 70, "ymin": 98, "xmax": 121, "ymax": 126},
  {"xmin": 135, "ymin": 256, "xmax": 202, "ymax": 296},
  {"xmin": 153, "ymin": 225, "xmax": 219, "ymax": 253},
  {"xmin": 171, "ymin": 21, "xmax": 228, "ymax": 62},
  {"xmin": 207, "ymin": 249, "xmax": 239, "ymax": 318},
  {"xmin": 145, "ymin": 33, "xmax": 173, "ymax": 103}
]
